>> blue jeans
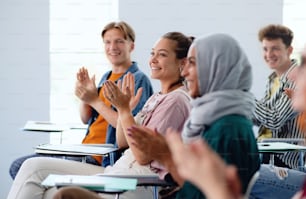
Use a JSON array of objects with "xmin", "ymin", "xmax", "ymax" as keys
[
  {"xmin": 9, "ymin": 153, "xmax": 99, "ymax": 179},
  {"xmin": 250, "ymin": 164, "xmax": 305, "ymax": 199}
]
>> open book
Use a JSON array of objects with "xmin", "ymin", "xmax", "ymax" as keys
[{"xmin": 42, "ymin": 174, "xmax": 137, "ymax": 192}]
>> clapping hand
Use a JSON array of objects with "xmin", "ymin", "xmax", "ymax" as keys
[
  {"xmin": 165, "ymin": 129, "xmax": 242, "ymax": 199},
  {"xmin": 103, "ymin": 72, "xmax": 143, "ymax": 111},
  {"xmin": 127, "ymin": 125, "xmax": 170, "ymax": 162},
  {"xmin": 75, "ymin": 67, "xmax": 99, "ymax": 105}
]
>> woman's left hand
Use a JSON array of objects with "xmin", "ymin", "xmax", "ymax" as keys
[
  {"xmin": 103, "ymin": 80, "xmax": 130, "ymax": 111},
  {"xmin": 103, "ymin": 73, "xmax": 142, "ymax": 112},
  {"xmin": 121, "ymin": 73, "xmax": 143, "ymax": 111}
]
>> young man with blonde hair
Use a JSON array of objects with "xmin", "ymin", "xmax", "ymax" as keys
[{"xmin": 9, "ymin": 21, "xmax": 153, "ymax": 178}]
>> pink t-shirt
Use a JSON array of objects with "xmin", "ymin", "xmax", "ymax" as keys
[
  {"xmin": 137, "ymin": 87, "xmax": 191, "ymax": 134},
  {"xmin": 136, "ymin": 87, "xmax": 191, "ymax": 179}
]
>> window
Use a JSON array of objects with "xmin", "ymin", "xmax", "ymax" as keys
[
  {"xmin": 50, "ymin": 0, "xmax": 118, "ymax": 143},
  {"xmin": 284, "ymin": 0, "xmax": 306, "ymax": 62}
]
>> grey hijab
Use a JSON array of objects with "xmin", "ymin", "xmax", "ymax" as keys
[{"xmin": 182, "ymin": 33, "xmax": 255, "ymax": 143}]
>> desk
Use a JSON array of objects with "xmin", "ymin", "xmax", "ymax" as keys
[
  {"xmin": 22, "ymin": 121, "xmax": 88, "ymax": 144},
  {"xmin": 257, "ymin": 142, "xmax": 306, "ymax": 170},
  {"xmin": 35, "ymin": 144, "xmax": 118, "ymax": 165},
  {"xmin": 258, "ymin": 142, "xmax": 306, "ymax": 152},
  {"xmin": 43, "ymin": 174, "xmax": 137, "ymax": 199}
]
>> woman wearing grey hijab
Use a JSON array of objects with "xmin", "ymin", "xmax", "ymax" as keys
[
  {"xmin": 127, "ymin": 33, "xmax": 260, "ymax": 199},
  {"xmin": 182, "ymin": 33, "xmax": 256, "ymax": 142},
  {"xmin": 175, "ymin": 33, "xmax": 260, "ymax": 198}
]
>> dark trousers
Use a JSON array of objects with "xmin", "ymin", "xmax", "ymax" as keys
[{"xmin": 261, "ymin": 153, "xmax": 291, "ymax": 169}]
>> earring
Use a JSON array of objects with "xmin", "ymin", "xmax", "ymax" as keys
[{"xmin": 180, "ymin": 66, "xmax": 184, "ymax": 72}]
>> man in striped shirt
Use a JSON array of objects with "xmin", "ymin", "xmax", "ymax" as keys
[{"xmin": 253, "ymin": 24, "xmax": 304, "ymax": 169}]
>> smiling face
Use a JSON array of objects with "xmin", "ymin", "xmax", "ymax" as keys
[
  {"xmin": 103, "ymin": 28, "xmax": 134, "ymax": 67},
  {"xmin": 262, "ymin": 38, "xmax": 293, "ymax": 75},
  {"xmin": 181, "ymin": 45, "xmax": 200, "ymax": 98},
  {"xmin": 149, "ymin": 38, "xmax": 181, "ymax": 83}
]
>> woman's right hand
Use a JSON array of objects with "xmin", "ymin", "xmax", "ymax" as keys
[
  {"xmin": 120, "ymin": 73, "xmax": 143, "ymax": 111},
  {"xmin": 103, "ymin": 73, "xmax": 143, "ymax": 112},
  {"xmin": 165, "ymin": 130, "xmax": 242, "ymax": 199}
]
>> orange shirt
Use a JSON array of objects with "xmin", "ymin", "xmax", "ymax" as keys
[
  {"xmin": 82, "ymin": 72, "xmax": 123, "ymax": 164},
  {"xmin": 298, "ymin": 112, "xmax": 306, "ymax": 134}
]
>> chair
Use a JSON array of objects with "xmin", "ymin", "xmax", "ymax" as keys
[{"xmin": 244, "ymin": 171, "xmax": 260, "ymax": 199}]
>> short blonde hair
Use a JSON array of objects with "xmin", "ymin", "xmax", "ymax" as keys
[{"xmin": 101, "ymin": 21, "xmax": 135, "ymax": 42}]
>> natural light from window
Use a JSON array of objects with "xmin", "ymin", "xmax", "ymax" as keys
[
  {"xmin": 283, "ymin": 0, "xmax": 306, "ymax": 63},
  {"xmin": 50, "ymin": 0, "xmax": 118, "ymax": 143}
]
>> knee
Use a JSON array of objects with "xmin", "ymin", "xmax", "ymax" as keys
[
  {"xmin": 16, "ymin": 157, "xmax": 53, "ymax": 179},
  {"xmin": 9, "ymin": 154, "xmax": 42, "ymax": 179},
  {"xmin": 20, "ymin": 157, "xmax": 42, "ymax": 171}
]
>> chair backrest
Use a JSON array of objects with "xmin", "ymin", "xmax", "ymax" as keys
[{"xmin": 244, "ymin": 171, "xmax": 260, "ymax": 199}]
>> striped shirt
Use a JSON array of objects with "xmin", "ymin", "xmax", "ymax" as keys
[{"xmin": 253, "ymin": 60, "xmax": 304, "ymax": 169}]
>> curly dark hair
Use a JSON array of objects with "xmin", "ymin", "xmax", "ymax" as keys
[{"xmin": 258, "ymin": 24, "xmax": 293, "ymax": 47}]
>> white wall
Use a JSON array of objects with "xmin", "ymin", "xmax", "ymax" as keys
[
  {"xmin": 0, "ymin": 0, "xmax": 50, "ymax": 197},
  {"xmin": 119, "ymin": 0, "xmax": 283, "ymax": 97}
]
